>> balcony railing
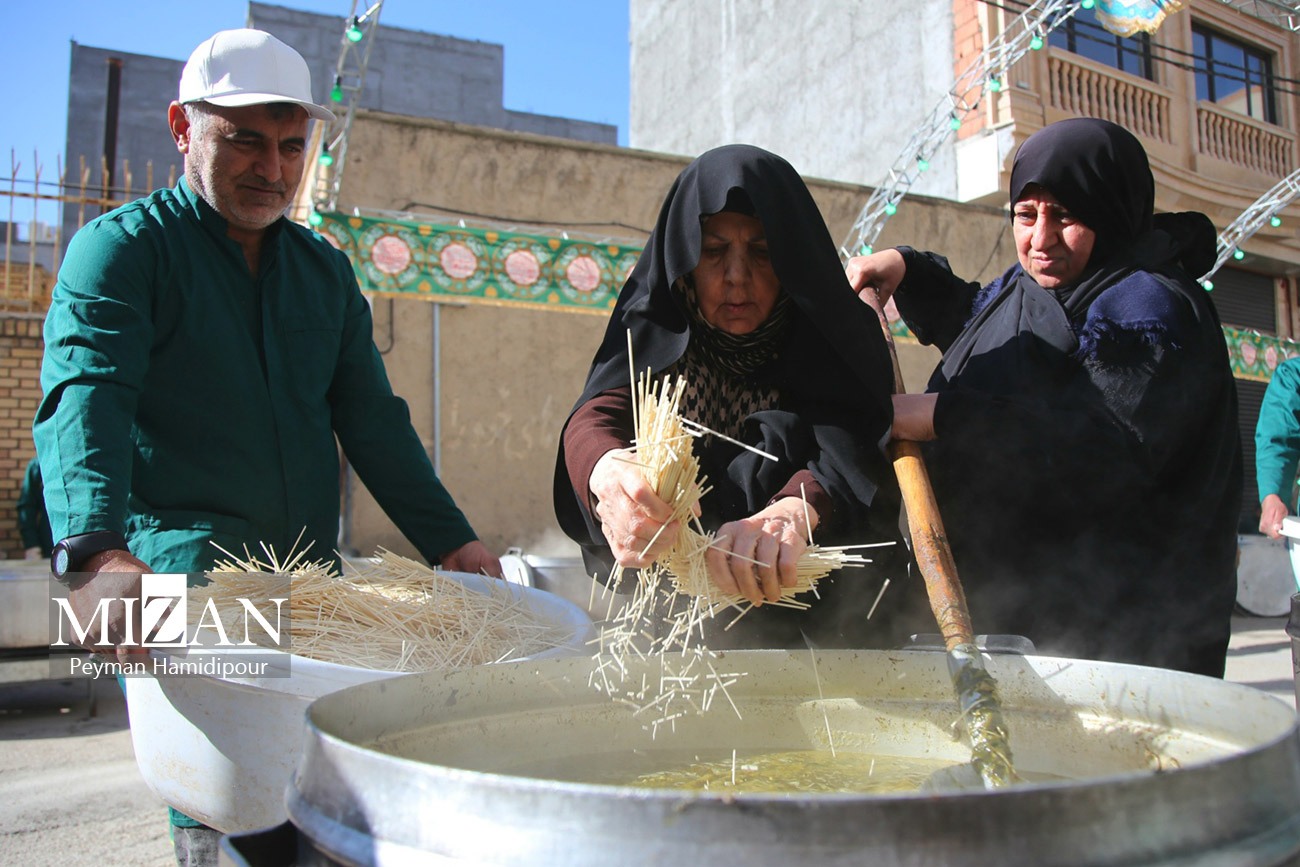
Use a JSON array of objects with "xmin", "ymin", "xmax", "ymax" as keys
[
  {"xmin": 1047, "ymin": 54, "xmax": 1171, "ymax": 144},
  {"xmin": 1197, "ymin": 102, "xmax": 1294, "ymax": 177}
]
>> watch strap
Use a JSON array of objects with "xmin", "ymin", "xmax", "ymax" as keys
[{"xmin": 53, "ymin": 531, "xmax": 130, "ymax": 581}]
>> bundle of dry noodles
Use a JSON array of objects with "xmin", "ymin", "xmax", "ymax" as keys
[{"xmin": 190, "ymin": 545, "xmax": 572, "ymax": 672}]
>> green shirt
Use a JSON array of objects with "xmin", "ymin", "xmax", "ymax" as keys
[
  {"xmin": 1257, "ymin": 357, "xmax": 1300, "ymax": 511},
  {"xmin": 35, "ymin": 179, "xmax": 476, "ymax": 573},
  {"xmin": 17, "ymin": 457, "xmax": 52, "ymax": 555}
]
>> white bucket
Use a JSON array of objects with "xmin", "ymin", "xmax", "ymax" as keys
[
  {"xmin": 1236, "ymin": 534, "xmax": 1296, "ymax": 617},
  {"xmin": 124, "ymin": 572, "xmax": 595, "ymax": 833}
]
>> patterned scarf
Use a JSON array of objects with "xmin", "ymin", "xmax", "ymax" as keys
[{"xmin": 665, "ymin": 277, "xmax": 789, "ymax": 439}]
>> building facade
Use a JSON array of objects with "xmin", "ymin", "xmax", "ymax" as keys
[{"xmin": 631, "ymin": 0, "xmax": 1300, "ymax": 527}]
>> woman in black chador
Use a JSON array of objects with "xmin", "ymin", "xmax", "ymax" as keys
[
  {"xmin": 847, "ymin": 118, "xmax": 1241, "ymax": 676},
  {"xmin": 555, "ymin": 144, "xmax": 923, "ymax": 649}
]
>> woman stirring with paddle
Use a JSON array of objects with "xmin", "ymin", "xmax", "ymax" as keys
[{"xmin": 846, "ymin": 118, "xmax": 1241, "ymax": 677}]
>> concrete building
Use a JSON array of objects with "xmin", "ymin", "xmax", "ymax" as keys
[
  {"xmin": 58, "ymin": 2, "xmax": 616, "ymax": 253},
  {"xmin": 631, "ymin": 0, "xmax": 1300, "ymax": 531},
  {"xmin": 630, "ymin": 0, "xmax": 959, "ymax": 196},
  {"xmin": 60, "ymin": 44, "xmax": 187, "ymax": 250},
  {"xmin": 247, "ymin": 2, "xmax": 617, "ymax": 144}
]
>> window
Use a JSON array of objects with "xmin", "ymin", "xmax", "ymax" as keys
[
  {"xmin": 1193, "ymin": 26, "xmax": 1277, "ymax": 124},
  {"xmin": 1048, "ymin": 7, "xmax": 1153, "ymax": 80},
  {"xmin": 1212, "ymin": 267, "xmax": 1276, "ymax": 333}
]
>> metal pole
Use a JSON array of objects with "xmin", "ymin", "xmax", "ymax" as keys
[{"xmin": 432, "ymin": 302, "xmax": 442, "ymax": 476}]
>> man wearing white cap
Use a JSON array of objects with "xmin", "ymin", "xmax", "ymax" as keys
[{"xmin": 34, "ymin": 29, "xmax": 501, "ymax": 865}]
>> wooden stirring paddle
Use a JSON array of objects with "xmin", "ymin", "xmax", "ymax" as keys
[{"xmin": 867, "ymin": 292, "xmax": 1018, "ymax": 789}]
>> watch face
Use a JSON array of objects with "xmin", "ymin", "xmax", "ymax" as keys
[{"xmin": 52, "ymin": 547, "xmax": 69, "ymax": 576}]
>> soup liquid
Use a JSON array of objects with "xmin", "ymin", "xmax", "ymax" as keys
[
  {"xmin": 503, "ymin": 748, "xmax": 981, "ymax": 794},
  {"xmin": 634, "ymin": 750, "xmax": 952, "ymax": 794}
]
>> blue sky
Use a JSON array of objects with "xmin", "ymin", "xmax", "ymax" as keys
[{"xmin": 1, "ymin": 0, "xmax": 630, "ymax": 187}]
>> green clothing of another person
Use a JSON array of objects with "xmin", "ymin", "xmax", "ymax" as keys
[
  {"xmin": 1257, "ymin": 357, "xmax": 1300, "ymax": 515},
  {"xmin": 17, "ymin": 457, "xmax": 53, "ymax": 557},
  {"xmin": 35, "ymin": 177, "xmax": 477, "ymax": 573}
]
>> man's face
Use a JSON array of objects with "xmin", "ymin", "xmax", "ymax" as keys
[{"xmin": 173, "ymin": 102, "xmax": 309, "ymax": 236}]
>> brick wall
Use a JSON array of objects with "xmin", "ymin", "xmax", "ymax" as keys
[
  {"xmin": 0, "ymin": 315, "xmax": 44, "ymax": 559},
  {"xmin": 952, "ymin": 0, "xmax": 988, "ymax": 138}
]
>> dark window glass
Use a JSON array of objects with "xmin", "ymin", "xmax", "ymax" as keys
[
  {"xmin": 1048, "ymin": 7, "xmax": 1153, "ymax": 80},
  {"xmin": 1192, "ymin": 25, "xmax": 1277, "ymax": 124},
  {"xmin": 1193, "ymin": 30, "xmax": 1211, "ymax": 102}
]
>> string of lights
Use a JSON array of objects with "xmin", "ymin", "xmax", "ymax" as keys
[
  {"xmin": 1213, "ymin": 0, "xmax": 1300, "ymax": 31},
  {"xmin": 840, "ymin": 0, "xmax": 1090, "ymax": 261},
  {"xmin": 1201, "ymin": 167, "xmax": 1300, "ymax": 285},
  {"xmin": 1001, "ymin": 0, "xmax": 1300, "ymax": 32},
  {"xmin": 990, "ymin": 0, "xmax": 1300, "ymax": 95},
  {"xmin": 307, "ymin": 1, "xmax": 383, "ymax": 225}
]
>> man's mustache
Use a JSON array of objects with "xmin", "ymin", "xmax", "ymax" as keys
[{"xmin": 242, "ymin": 177, "xmax": 288, "ymax": 194}]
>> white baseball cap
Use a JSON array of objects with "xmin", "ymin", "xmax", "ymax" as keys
[{"xmin": 179, "ymin": 29, "xmax": 336, "ymax": 122}]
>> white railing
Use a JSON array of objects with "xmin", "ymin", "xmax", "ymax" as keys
[
  {"xmin": 1047, "ymin": 54, "xmax": 1171, "ymax": 143},
  {"xmin": 1198, "ymin": 102, "xmax": 1294, "ymax": 178}
]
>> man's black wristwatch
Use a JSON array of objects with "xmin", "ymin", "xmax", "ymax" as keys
[{"xmin": 51, "ymin": 531, "xmax": 130, "ymax": 584}]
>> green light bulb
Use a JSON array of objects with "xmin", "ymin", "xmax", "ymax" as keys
[
  {"xmin": 1271, "ymin": 216, "xmax": 1283, "ymax": 228},
  {"xmin": 319, "ymin": 150, "xmax": 334, "ymax": 167},
  {"xmin": 1082, "ymin": 0, "xmax": 1095, "ymax": 8},
  {"xmin": 330, "ymin": 82, "xmax": 344, "ymax": 103},
  {"xmin": 308, "ymin": 211, "xmax": 324, "ymax": 227},
  {"xmin": 1233, "ymin": 249, "xmax": 1246, "ymax": 260},
  {"xmin": 1030, "ymin": 35, "xmax": 1044, "ymax": 50},
  {"xmin": 917, "ymin": 158, "xmax": 930, "ymax": 172},
  {"xmin": 346, "ymin": 21, "xmax": 364, "ymax": 42},
  {"xmin": 988, "ymin": 77, "xmax": 1003, "ymax": 93},
  {"xmin": 861, "ymin": 244, "xmax": 873, "ymax": 256},
  {"xmin": 1202, "ymin": 280, "xmax": 1214, "ymax": 291},
  {"xmin": 949, "ymin": 115, "xmax": 961, "ymax": 131},
  {"xmin": 884, "ymin": 202, "xmax": 898, "ymax": 216}
]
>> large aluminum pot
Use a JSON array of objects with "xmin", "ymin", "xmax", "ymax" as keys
[{"xmin": 291, "ymin": 649, "xmax": 1300, "ymax": 866}]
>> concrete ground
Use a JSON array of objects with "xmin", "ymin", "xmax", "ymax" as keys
[
  {"xmin": 0, "ymin": 615, "xmax": 1295, "ymax": 867},
  {"xmin": 0, "ymin": 676, "xmax": 172, "ymax": 867}
]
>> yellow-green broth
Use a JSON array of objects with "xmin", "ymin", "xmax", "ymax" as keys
[{"xmin": 496, "ymin": 748, "xmax": 1063, "ymax": 794}]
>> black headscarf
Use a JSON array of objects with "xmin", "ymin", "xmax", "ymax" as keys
[
  {"xmin": 554, "ymin": 145, "xmax": 911, "ymax": 647},
  {"xmin": 1009, "ymin": 116, "xmax": 1154, "ymax": 260},
  {"xmin": 932, "ymin": 118, "xmax": 1220, "ymax": 395},
  {"xmin": 571, "ymin": 144, "xmax": 894, "ymax": 403}
]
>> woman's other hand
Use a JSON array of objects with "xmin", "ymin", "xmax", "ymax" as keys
[
  {"xmin": 892, "ymin": 393, "xmax": 938, "ymax": 442},
  {"xmin": 590, "ymin": 448, "xmax": 681, "ymax": 568},
  {"xmin": 706, "ymin": 497, "xmax": 818, "ymax": 606},
  {"xmin": 845, "ymin": 249, "xmax": 907, "ymax": 329}
]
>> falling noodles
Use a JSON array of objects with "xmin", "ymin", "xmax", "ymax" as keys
[{"xmin": 591, "ymin": 361, "xmax": 892, "ymax": 735}]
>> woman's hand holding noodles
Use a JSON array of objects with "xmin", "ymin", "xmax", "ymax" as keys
[
  {"xmin": 707, "ymin": 497, "xmax": 818, "ymax": 606},
  {"xmin": 590, "ymin": 448, "xmax": 682, "ymax": 568}
]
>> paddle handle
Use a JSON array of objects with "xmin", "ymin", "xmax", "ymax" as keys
[
  {"xmin": 874, "ymin": 298, "xmax": 975, "ymax": 653},
  {"xmin": 890, "ymin": 439, "xmax": 975, "ymax": 652}
]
